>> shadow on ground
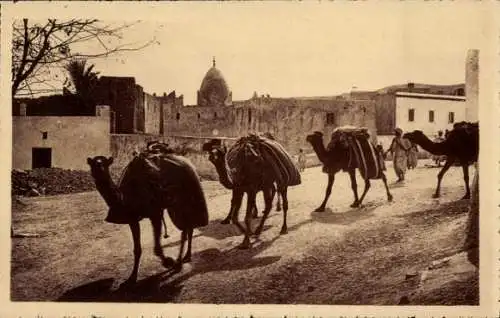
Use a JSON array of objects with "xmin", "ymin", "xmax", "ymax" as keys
[
  {"xmin": 57, "ymin": 239, "xmax": 280, "ymax": 303},
  {"xmin": 310, "ymin": 202, "xmax": 380, "ymax": 225}
]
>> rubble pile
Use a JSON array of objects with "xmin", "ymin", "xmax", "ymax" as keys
[{"xmin": 11, "ymin": 168, "xmax": 103, "ymax": 196}]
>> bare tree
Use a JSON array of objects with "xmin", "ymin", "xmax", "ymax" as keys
[{"xmin": 12, "ymin": 19, "xmax": 156, "ymax": 97}]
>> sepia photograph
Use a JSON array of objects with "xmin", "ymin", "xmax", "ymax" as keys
[{"xmin": 2, "ymin": 1, "xmax": 497, "ymax": 317}]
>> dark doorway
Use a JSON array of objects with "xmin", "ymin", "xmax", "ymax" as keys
[{"xmin": 32, "ymin": 148, "xmax": 52, "ymax": 169}]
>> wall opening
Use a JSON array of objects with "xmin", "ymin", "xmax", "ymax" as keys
[
  {"xmin": 214, "ymin": 112, "xmax": 218, "ymax": 119},
  {"xmin": 428, "ymin": 110, "xmax": 435, "ymax": 123},
  {"xmin": 448, "ymin": 112, "xmax": 455, "ymax": 124},
  {"xmin": 248, "ymin": 109, "xmax": 252, "ymax": 125},
  {"xmin": 197, "ymin": 113, "xmax": 201, "ymax": 120},
  {"xmin": 408, "ymin": 109, "xmax": 415, "ymax": 122},
  {"xmin": 176, "ymin": 112, "xmax": 180, "ymax": 121},
  {"xmin": 42, "ymin": 132, "xmax": 48, "ymax": 140},
  {"xmin": 326, "ymin": 112, "xmax": 335, "ymax": 125},
  {"xmin": 32, "ymin": 147, "xmax": 52, "ymax": 169}
]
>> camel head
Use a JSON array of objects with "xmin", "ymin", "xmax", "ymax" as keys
[
  {"xmin": 208, "ymin": 147, "xmax": 226, "ymax": 165},
  {"xmin": 87, "ymin": 156, "xmax": 114, "ymax": 179},
  {"xmin": 306, "ymin": 131, "xmax": 324, "ymax": 145},
  {"xmin": 402, "ymin": 130, "xmax": 426, "ymax": 143}
]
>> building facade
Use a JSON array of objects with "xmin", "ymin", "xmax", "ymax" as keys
[{"xmin": 12, "ymin": 105, "xmax": 111, "ymax": 170}]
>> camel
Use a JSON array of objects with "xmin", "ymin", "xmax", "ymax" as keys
[
  {"xmin": 87, "ymin": 151, "xmax": 208, "ymax": 288},
  {"xmin": 203, "ymin": 135, "xmax": 300, "ymax": 249},
  {"xmin": 202, "ymin": 139, "xmax": 282, "ymax": 223},
  {"xmin": 403, "ymin": 121, "xmax": 479, "ymax": 199},
  {"xmin": 306, "ymin": 129, "xmax": 393, "ymax": 212}
]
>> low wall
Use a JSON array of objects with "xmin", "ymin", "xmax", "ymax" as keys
[{"xmin": 111, "ymin": 134, "xmax": 321, "ymax": 180}]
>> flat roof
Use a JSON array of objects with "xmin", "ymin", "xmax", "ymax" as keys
[{"xmin": 395, "ymin": 91, "xmax": 466, "ymax": 101}]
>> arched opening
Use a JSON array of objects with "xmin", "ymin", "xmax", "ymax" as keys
[
  {"xmin": 176, "ymin": 112, "xmax": 180, "ymax": 121},
  {"xmin": 197, "ymin": 113, "xmax": 201, "ymax": 120}
]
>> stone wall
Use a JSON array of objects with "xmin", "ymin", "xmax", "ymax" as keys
[{"xmin": 144, "ymin": 93, "xmax": 162, "ymax": 134}]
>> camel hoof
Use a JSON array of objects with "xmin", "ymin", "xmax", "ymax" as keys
[
  {"xmin": 119, "ymin": 278, "xmax": 136, "ymax": 290},
  {"xmin": 183, "ymin": 255, "xmax": 192, "ymax": 263},
  {"xmin": 173, "ymin": 262, "xmax": 183, "ymax": 273},
  {"xmin": 221, "ymin": 218, "xmax": 230, "ymax": 225},
  {"xmin": 238, "ymin": 241, "xmax": 251, "ymax": 249},
  {"xmin": 162, "ymin": 257, "xmax": 176, "ymax": 269},
  {"xmin": 432, "ymin": 194, "xmax": 440, "ymax": 199},
  {"xmin": 388, "ymin": 195, "xmax": 393, "ymax": 202},
  {"xmin": 314, "ymin": 207, "xmax": 325, "ymax": 212},
  {"xmin": 461, "ymin": 195, "xmax": 471, "ymax": 200},
  {"xmin": 276, "ymin": 206, "xmax": 282, "ymax": 212},
  {"xmin": 163, "ymin": 234, "xmax": 170, "ymax": 239},
  {"xmin": 280, "ymin": 228, "xmax": 288, "ymax": 235}
]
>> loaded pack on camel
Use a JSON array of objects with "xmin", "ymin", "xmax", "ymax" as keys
[
  {"xmin": 306, "ymin": 126, "xmax": 392, "ymax": 211},
  {"xmin": 87, "ymin": 141, "xmax": 209, "ymax": 288},
  {"xmin": 203, "ymin": 133, "xmax": 301, "ymax": 249}
]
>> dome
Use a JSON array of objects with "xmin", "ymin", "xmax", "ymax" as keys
[{"xmin": 197, "ymin": 58, "xmax": 232, "ymax": 107}]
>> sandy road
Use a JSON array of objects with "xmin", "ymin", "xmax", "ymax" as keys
[{"xmin": 11, "ymin": 161, "xmax": 477, "ymax": 304}]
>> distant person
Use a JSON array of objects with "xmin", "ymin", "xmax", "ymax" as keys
[
  {"xmin": 384, "ymin": 128, "xmax": 411, "ymax": 182},
  {"xmin": 297, "ymin": 148, "xmax": 306, "ymax": 172},
  {"xmin": 407, "ymin": 141, "xmax": 418, "ymax": 170}
]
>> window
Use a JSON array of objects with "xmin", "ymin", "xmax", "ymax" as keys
[
  {"xmin": 448, "ymin": 112, "xmax": 455, "ymax": 124},
  {"xmin": 408, "ymin": 109, "xmax": 415, "ymax": 122},
  {"xmin": 42, "ymin": 132, "xmax": 48, "ymax": 140},
  {"xmin": 326, "ymin": 113, "xmax": 335, "ymax": 125},
  {"xmin": 214, "ymin": 112, "xmax": 218, "ymax": 119},
  {"xmin": 197, "ymin": 113, "xmax": 201, "ymax": 120},
  {"xmin": 248, "ymin": 109, "xmax": 252, "ymax": 125},
  {"xmin": 176, "ymin": 112, "xmax": 180, "ymax": 121},
  {"xmin": 429, "ymin": 110, "xmax": 435, "ymax": 123}
]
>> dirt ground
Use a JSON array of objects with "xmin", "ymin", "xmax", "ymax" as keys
[{"xmin": 11, "ymin": 160, "xmax": 478, "ymax": 304}]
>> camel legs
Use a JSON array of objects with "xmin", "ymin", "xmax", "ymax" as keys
[
  {"xmin": 315, "ymin": 173, "xmax": 335, "ymax": 212},
  {"xmin": 254, "ymin": 186, "xmax": 275, "ymax": 238},
  {"xmin": 221, "ymin": 205, "xmax": 232, "ymax": 224},
  {"xmin": 121, "ymin": 221, "xmax": 142, "ymax": 288},
  {"xmin": 349, "ymin": 170, "xmax": 360, "ymax": 207},
  {"xmin": 276, "ymin": 191, "xmax": 282, "ymax": 212},
  {"xmin": 151, "ymin": 213, "xmax": 175, "ymax": 269},
  {"xmin": 433, "ymin": 158, "xmax": 454, "ymax": 198},
  {"xmin": 353, "ymin": 178, "xmax": 371, "ymax": 208},
  {"xmin": 182, "ymin": 228, "xmax": 194, "ymax": 263},
  {"xmin": 162, "ymin": 213, "xmax": 169, "ymax": 238},
  {"xmin": 381, "ymin": 173, "xmax": 393, "ymax": 202},
  {"xmin": 239, "ymin": 190, "xmax": 257, "ymax": 249},
  {"xmin": 230, "ymin": 190, "xmax": 246, "ymax": 235},
  {"xmin": 461, "ymin": 164, "xmax": 471, "ymax": 200},
  {"xmin": 279, "ymin": 187, "xmax": 289, "ymax": 234}
]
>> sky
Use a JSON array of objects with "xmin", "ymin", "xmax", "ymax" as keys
[{"xmin": 16, "ymin": 3, "xmax": 494, "ymax": 104}]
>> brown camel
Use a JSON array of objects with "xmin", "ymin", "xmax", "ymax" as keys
[
  {"xmin": 202, "ymin": 138, "xmax": 282, "ymax": 223},
  {"xmin": 403, "ymin": 121, "xmax": 479, "ymax": 199},
  {"xmin": 203, "ymin": 135, "xmax": 300, "ymax": 249},
  {"xmin": 306, "ymin": 129, "xmax": 393, "ymax": 212},
  {"xmin": 87, "ymin": 151, "xmax": 208, "ymax": 288}
]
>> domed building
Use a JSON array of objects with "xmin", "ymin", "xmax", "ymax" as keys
[{"xmin": 197, "ymin": 58, "xmax": 232, "ymax": 107}]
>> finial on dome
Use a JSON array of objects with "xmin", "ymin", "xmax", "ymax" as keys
[{"xmin": 212, "ymin": 56, "xmax": 216, "ymax": 67}]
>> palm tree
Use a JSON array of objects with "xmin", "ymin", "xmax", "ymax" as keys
[{"xmin": 64, "ymin": 59, "xmax": 100, "ymax": 113}]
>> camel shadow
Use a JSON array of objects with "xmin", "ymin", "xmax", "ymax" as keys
[
  {"xmin": 195, "ymin": 218, "xmax": 274, "ymax": 241},
  {"xmin": 310, "ymin": 203, "xmax": 379, "ymax": 225},
  {"xmin": 397, "ymin": 200, "xmax": 469, "ymax": 226},
  {"xmin": 57, "ymin": 240, "xmax": 281, "ymax": 303}
]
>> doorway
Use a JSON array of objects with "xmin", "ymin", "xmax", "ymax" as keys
[{"xmin": 32, "ymin": 148, "xmax": 52, "ymax": 169}]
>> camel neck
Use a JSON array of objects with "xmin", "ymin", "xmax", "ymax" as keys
[
  {"xmin": 311, "ymin": 141, "xmax": 329, "ymax": 164},
  {"xmin": 212, "ymin": 157, "xmax": 234, "ymax": 190},
  {"xmin": 413, "ymin": 135, "xmax": 448, "ymax": 155},
  {"xmin": 92, "ymin": 170, "xmax": 123, "ymax": 208}
]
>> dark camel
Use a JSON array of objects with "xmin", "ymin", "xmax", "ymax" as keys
[
  {"xmin": 403, "ymin": 121, "xmax": 479, "ymax": 199},
  {"xmin": 306, "ymin": 130, "xmax": 393, "ymax": 212},
  {"xmin": 202, "ymin": 139, "xmax": 282, "ymax": 223},
  {"xmin": 87, "ymin": 154, "xmax": 208, "ymax": 288},
  {"xmin": 203, "ymin": 141, "xmax": 290, "ymax": 249}
]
